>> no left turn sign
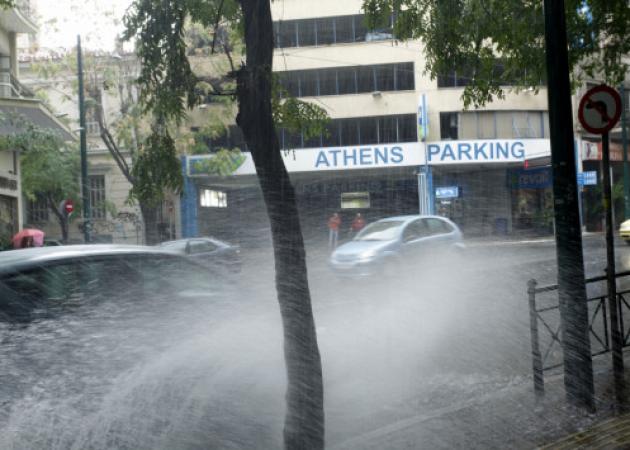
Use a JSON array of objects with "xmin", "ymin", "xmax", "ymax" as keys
[{"xmin": 578, "ymin": 85, "xmax": 622, "ymax": 134}]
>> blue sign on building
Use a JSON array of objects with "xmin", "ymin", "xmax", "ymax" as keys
[
  {"xmin": 435, "ymin": 186, "xmax": 459, "ymax": 199},
  {"xmin": 577, "ymin": 171, "xmax": 597, "ymax": 186},
  {"xmin": 510, "ymin": 167, "xmax": 552, "ymax": 189}
]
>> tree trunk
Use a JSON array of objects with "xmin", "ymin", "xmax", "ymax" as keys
[
  {"xmin": 48, "ymin": 196, "xmax": 68, "ymax": 243},
  {"xmin": 236, "ymin": 1, "xmax": 325, "ymax": 449},
  {"xmin": 140, "ymin": 202, "xmax": 160, "ymax": 245}
]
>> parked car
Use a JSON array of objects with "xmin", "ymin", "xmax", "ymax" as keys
[
  {"xmin": 329, "ymin": 215, "xmax": 464, "ymax": 278},
  {"xmin": 620, "ymin": 220, "xmax": 630, "ymax": 245},
  {"xmin": 158, "ymin": 237, "xmax": 242, "ymax": 273},
  {"xmin": 0, "ymin": 245, "xmax": 217, "ymax": 323}
]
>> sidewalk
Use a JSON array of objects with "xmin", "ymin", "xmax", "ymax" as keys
[{"xmin": 328, "ymin": 351, "xmax": 630, "ymax": 449}]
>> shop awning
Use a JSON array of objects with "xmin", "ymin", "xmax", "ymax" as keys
[{"xmin": 0, "ymin": 98, "xmax": 75, "ymax": 142}]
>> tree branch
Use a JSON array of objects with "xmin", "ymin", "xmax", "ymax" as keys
[{"xmin": 210, "ymin": 0, "xmax": 226, "ymax": 54}]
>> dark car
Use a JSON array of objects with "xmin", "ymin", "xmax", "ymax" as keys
[
  {"xmin": 158, "ymin": 237, "xmax": 242, "ymax": 273},
  {"xmin": 0, "ymin": 245, "xmax": 218, "ymax": 323}
]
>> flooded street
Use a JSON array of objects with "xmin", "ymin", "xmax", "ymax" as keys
[{"xmin": 1, "ymin": 235, "xmax": 625, "ymax": 449}]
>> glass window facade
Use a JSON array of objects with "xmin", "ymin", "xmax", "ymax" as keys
[
  {"xmin": 276, "ymin": 114, "xmax": 417, "ymax": 150},
  {"xmin": 277, "ymin": 62, "xmax": 414, "ymax": 98},
  {"xmin": 274, "ymin": 14, "xmax": 393, "ymax": 48}
]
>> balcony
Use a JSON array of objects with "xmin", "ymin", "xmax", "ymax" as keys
[{"xmin": 0, "ymin": 72, "xmax": 34, "ymax": 99}]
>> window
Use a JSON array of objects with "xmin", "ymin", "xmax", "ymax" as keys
[
  {"xmin": 188, "ymin": 239, "xmax": 218, "ymax": 254},
  {"xmin": 374, "ymin": 64, "xmax": 395, "ymax": 91},
  {"xmin": 277, "ymin": 21, "xmax": 297, "ymax": 48},
  {"xmin": 28, "ymin": 196, "xmax": 49, "ymax": 223},
  {"xmin": 276, "ymin": 63, "xmax": 414, "ymax": 98},
  {"xmin": 440, "ymin": 112, "xmax": 459, "ymax": 140},
  {"xmin": 318, "ymin": 68, "xmax": 338, "ymax": 96},
  {"xmin": 279, "ymin": 114, "xmax": 417, "ymax": 150},
  {"xmin": 200, "ymin": 189, "xmax": 227, "ymax": 208},
  {"xmin": 378, "ymin": 116, "xmax": 397, "ymax": 143},
  {"xmin": 299, "ymin": 70, "xmax": 319, "ymax": 97},
  {"xmin": 341, "ymin": 192, "xmax": 370, "ymax": 209},
  {"xmin": 297, "ymin": 18, "xmax": 316, "ymax": 47},
  {"xmin": 397, "ymin": 115, "xmax": 418, "ymax": 142},
  {"xmin": 425, "ymin": 218, "xmax": 451, "ymax": 235},
  {"xmin": 334, "ymin": 15, "xmax": 354, "ymax": 43},
  {"xmin": 395, "ymin": 63, "xmax": 415, "ymax": 90},
  {"xmin": 357, "ymin": 66, "xmax": 375, "ymax": 93},
  {"xmin": 316, "ymin": 17, "xmax": 335, "ymax": 45},
  {"xmin": 358, "ymin": 117, "xmax": 378, "ymax": 145},
  {"xmin": 403, "ymin": 219, "xmax": 430, "ymax": 242},
  {"xmin": 89, "ymin": 175, "xmax": 106, "ymax": 220}
]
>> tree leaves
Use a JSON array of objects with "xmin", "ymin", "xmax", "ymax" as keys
[{"xmin": 363, "ymin": 0, "xmax": 630, "ymax": 108}]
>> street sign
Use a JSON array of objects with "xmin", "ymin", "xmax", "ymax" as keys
[
  {"xmin": 577, "ymin": 171, "xmax": 597, "ymax": 186},
  {"xmin": 578, "ymin": 85, "xmax": 622, "ymax": 134},
  {"xmin": 64, "ymin": 199, "xmax": 74, "ymax": 215},
  {"xmin": 435, "ymin": 186, "xmax": 459, "ymax": 199}
]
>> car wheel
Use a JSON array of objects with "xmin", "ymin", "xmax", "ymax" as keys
[{"xmin": 626, "ymin": 240, "xmax": 630, "ymax": 246}]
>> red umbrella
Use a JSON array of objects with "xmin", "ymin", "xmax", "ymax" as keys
[{"xmin": 12, "ymin": 228, "xmax": 45, "ymax": 249}]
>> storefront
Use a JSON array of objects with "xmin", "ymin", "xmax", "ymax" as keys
[{"xmin": 181, "ymin": 138, "xmax": 552, "ymax": 244}]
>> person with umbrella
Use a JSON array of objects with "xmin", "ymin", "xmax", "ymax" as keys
[{"xmin": 12, "ymin": 229, "xmax": 45, "ymax": 249}]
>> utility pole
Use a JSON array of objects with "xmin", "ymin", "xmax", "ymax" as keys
[
  {"xmin": 622, "ymin": 85, "xmax": 630, "ymax": 220},
  {"xmin": 77, "ymin": 35, "xmax": 91, "ymax": 242},
  {"xmin": 543, "ymin": 0, "xmax": 594, "ymax": 410}
]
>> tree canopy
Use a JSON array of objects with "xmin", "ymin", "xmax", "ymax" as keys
[{"xmin": 363, "ymin": 0, "xmax": 630, "ymax": 107}]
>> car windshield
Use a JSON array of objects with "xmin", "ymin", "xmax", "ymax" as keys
[
  {"xmin": 2, "ymin": 0, "xmax": 626, "ymax": 448},
  {"xmin": 354, "ymin": 221, "xmax": 403, "ymax": 241}
]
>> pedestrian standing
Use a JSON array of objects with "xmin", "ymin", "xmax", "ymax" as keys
[
  {"xmin": 350, "ymin": 213, "xmax": 366, "ymax": 236},
  {"xmin": 328, "ymin": 212, "xmax": 341, "ymax": 249}
]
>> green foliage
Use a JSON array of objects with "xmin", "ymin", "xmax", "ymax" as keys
[
  {"xmin": 189, "ymin": 148, "xmax": 246, "ymax": 176},
  {"xmin": 363, "ymin": 0, "xmax": 630, "ymax": 108},
  {"xmin": 124, "ymin": 0, "xmax": 330, "ymax": 148},
  {"xmin": 129, "ymin": 127, "xmax": 183, "ymax": 206},
  {"xmin": 0, "ymin": 114, "xmax": 80, "ymax": 213},
  {"xmin": 0, "ymin": 0, "xmax": 14, "ymax": 8}
]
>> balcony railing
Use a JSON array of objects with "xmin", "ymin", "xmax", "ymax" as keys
[
  {"xmin": 15, "ymin": 0, "xmax": 33, "ymax": 19},
  {"xmin": 0, "ymin": 72, "xmax": 35, "ymax": 99}
]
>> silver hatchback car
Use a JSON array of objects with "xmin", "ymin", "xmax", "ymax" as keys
[{"xmin": 329, "ymin": 215, "xmax": 464, "ymax": 278}]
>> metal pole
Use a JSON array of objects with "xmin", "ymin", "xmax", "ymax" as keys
[
  {"xmin": 543, "ymin": 0, "xmax": 594, "ymax": 411},
  {"xmin": 77, "ymin": 35, "xmax": 90, "ymax": 243},
  {"xmin": 528, "ymin": 279, "xmax": 545, "ymax": 398},
  {"xmin": 602, "ymin": 131, "xmax": 626, "ymax": 410},
  {"xmin": 622, "ymin": 85, "xmax": 630, "ymax": 220}
]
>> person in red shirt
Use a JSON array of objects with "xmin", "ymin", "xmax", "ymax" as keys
[
  {"xmin": 350, "ymin": 213, "xmax": 366, "ymax": 236},
  {"xmin": 328, "ymin": 212, "xmax": 341, "ymax": 249}
]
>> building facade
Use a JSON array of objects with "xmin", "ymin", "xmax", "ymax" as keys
[
  {"xmin": 179, "ymin": 0, "xmax": 627, "ymax": 245},
  {"xmin": 0, "ymin": 1, "xmax": 73, "ymax": 247}
]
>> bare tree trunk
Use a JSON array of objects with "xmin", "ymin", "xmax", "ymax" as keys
[
  {"xmin": 47, "ymin": 196, "xmax": 68, "ymax": 243},
  {"xmin": 236, "ymin": 1, "xmax": 324, "ymax": 448},
  {"xmin": 140, "ymin": 202, "xmax": 160, "ymax": 245}
]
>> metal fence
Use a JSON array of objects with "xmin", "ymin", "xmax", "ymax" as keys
[{"xmin": 528, "ymin": 271, "xmax": 630, "ymax": 396}]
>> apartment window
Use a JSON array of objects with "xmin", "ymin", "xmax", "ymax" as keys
[
  {"xmin": 297, "ymin": 19, "xmax": 317, "ymax": 47},
  {"xmin": 440, "ymin": 112, "xmax": 459, "ymax": 140},
  {"xmin": 395, "ymin": 63, "xmax": 415, "ymax": 90},
  {"xmin": 280, "ymin": 114, "xmax": 417, "ymax": 150},
  {"xmin": 200, "ymin": 189, "xmax": 227, "ymax": 208},
  {"xmin": 316, "ymin": 17, "xmax": 335, "ymax": 45},
  {"xmin": 27, "ymin": 196, "xmax": 49, "ymax": 223},
  {"xmin": 274, "ymin": 14, "xmax": 393, "ymax": 49},
  {"xmin": 357, "ymin": 66, "xmax": 375, "ymax": 93},
  {"xmin": 358, "ymin": 117, "xmax": 378, "ymax": 145},
  {"xmin": 299, "ymin": 70, "xmax": 319, "ymax": 97},
  {"xmin": 334, "ymin": 15, "xmax": 355, "ymax": 43},
  {"xmin": 89, "ymin": 175, "xmax": 106, "ymax": 220},
  {"xmin": 277, "ymin": 63, "xmax": 415, "ymax": 98}
]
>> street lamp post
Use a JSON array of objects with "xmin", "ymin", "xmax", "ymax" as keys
[{"xmin": 77, "ymin": 35, "xmax": 91, "ymax": 242}]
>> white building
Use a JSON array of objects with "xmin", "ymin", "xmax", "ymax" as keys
[
  {"xmin": 181, "ymin": 0, "xmax": 564, "ymax": 244},
  {"xmin": 0, "ymin": 1, "xmax": 73, "ymax": 246}
]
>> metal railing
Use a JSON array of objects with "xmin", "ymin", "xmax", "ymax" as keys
[
  {"xmin": 0, "ymin": 72, "xmax": 35, "ymax": 99},
  {"xmin": 528, "ymin": 271, "xmax": 630, "ymax": 397}
]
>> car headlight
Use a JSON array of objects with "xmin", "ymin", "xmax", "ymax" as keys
[
  {"xmin": 621, "ymin": 221, "xmax": 630, "ymax": 231},
  {"xmin": 357, "ymin": 252, "xmax": 378, "ymax": 262}
]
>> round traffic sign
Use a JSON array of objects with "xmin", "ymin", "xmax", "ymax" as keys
[
  {"xmin": 64, "ymin": 199, "xmax": 74, "ymax": 214},
  {"xmin": 578, "ymin": 85, "xmax": 622, "ymax": 134}
]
